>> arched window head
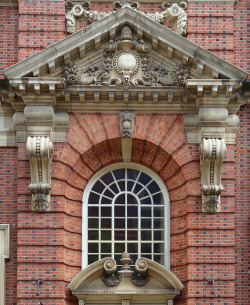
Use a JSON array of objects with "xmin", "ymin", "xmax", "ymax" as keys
[{"xmin": 82, "ymin": 163, "xmax": 170, "ymax": 269}]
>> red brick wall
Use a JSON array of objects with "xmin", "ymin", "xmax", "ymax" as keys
[
  {"xmin": 234, "ymin": 104, "xmax": 250, "ymax": 305},
  {"xmin": 0, "ymin": 5, "xmax": 18, "ymax": 78},
  {"xmin": 11, "ymin": 113, "xmax": 245, "ymax": 304},
  {"xmin": 0, "ymin": 148, "xmax": 18, "ymax": 305}
]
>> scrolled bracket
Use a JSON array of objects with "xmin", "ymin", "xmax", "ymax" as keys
[
  {"xmin": 131, "ymin": 258, "xmax": 149, "ymax": 287},
  {"xmin": 102, "ymin": 258, "xmax": 121, "ymax": 287},
  {"xmin": 200, "ymin": 138, "xmax": 226, "ymax": 213},
  {"xmin": 26, "ymin": 136, "xmax": 53, "ymax": 212}
]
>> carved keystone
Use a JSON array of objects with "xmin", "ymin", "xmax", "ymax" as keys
[{"xmin": 26, "ymin": 136, "xmax": 53, "ymax": 212}]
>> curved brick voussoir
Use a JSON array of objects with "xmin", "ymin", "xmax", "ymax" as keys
[
  {"xmin": 170, "ymin": 198, "xmax": 188, "ymax": 217},
  {"xmin": 67, "ymin": 170, "xmax": 88, "ymax": 190},
  {"xmin": 170, "ymin": 214, "xmax": 188, "ymax": 234},
  {"xmin": 133, "ymin": 114, "xmax": 153, "ymax": 140},
  {"xmin": 160, "ymin": 115, "xmax": 186, "ymax": 155},
  {"xmin": 52, "ymin": 161, "xmax": 72, "ymax": 181},
  {"xmin": 169, "ymin": 184, "xmax": 188, "ymax": 202},
  {"xmin": 101, "ymin": 113, "xmax": 121, "ymax": 139},
  {"xmin": 166, "ymin": 169, "xmax": 186, "ymax": 191},
  {"xmin": 67, "ymin": 114, "xmax": 93, "ymax": 154},
  {"xmin": 140, "ymin": 141, "xmax": 159, "ymax": 167},
  {"xmin": 75, "ymin": 113, "xmax": 108, "ymax": 145}
]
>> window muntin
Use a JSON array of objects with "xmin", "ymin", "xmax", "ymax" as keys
[{"xmin": 82, "ymin": 163, "xmax": 170, "ymax": 269}]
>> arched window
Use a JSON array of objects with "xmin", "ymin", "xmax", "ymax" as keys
[{"xmin": 82, "ymin": 163, "xmax": 170, "ymax": 268}]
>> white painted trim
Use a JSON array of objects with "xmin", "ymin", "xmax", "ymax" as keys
[
  {"xmin": 187, "ymin": 0, "xmax": 236, "ymax": 2},
  {"xmin": 0, "ymin": 224, "xmax": 10, "ymax": 305},
  {"xmin": 82, "ymin": 162, "xmax": 170, "ymax": 270}
]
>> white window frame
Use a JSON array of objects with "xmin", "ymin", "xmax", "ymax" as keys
[{"xmin": 82, "ymin": 162, "xmax": 170, "ymax": 269}]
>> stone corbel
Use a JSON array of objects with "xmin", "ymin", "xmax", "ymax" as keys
[
  {"xmin": 0, "ymin": 224, "xmax": 10, "ymax": 305},
  {"xmin": 200, "ymin": 138, "xmax": 226, "ymax": 213},
  {"xmin": 26, "ymin": 136, "xmax": 53, "ymax": 212}
]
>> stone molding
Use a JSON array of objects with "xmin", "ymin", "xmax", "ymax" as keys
[
  {"xmin": 200, "ymin": 138, "xmax": 226, "ymax": 213},
  {"xmin": 26, "ymin": 136, "xmax": 53, "ymax": 212},
  {"xmin": 0, "ymin": 224, "xmax": 10, "ymax": 305},
  {"xmin": 65, "ymin": 1, "xmax": 187, "ymax": 36}
]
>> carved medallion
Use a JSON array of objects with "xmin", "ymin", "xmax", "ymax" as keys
[{"xmin": 63, "ymin": 25, "xmax": 189, "ymax": 89}]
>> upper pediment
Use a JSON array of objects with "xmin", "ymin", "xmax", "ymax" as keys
[{"xmin": 4, "ymin": 6, "xmax": 247, "ymax": 82}]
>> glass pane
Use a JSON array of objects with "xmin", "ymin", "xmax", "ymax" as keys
[
  {"xmin": 101, "ymin": 172, "xmax": 114, "ymax": 185},
  {"xmin": 115, "ymin": 243, "xmax": 125, "ymax": 253},
  {"xmin": 138, "ymin": 189, "xmax": 149, "ymax": 199},
  {"xmin": 153, "ymin": 193, "xmax": 164, "ymax": 205},
  {"xmin": 101, "ymin": 206, "xmax": 111, "ymax": 217},
  {"xmin": 127, "ymin": 218, "xmax": 138, "ymax": 228},
  {"xmin": 147, "ymin": 180, "xmax": 160, "ymax": 194},
  {"xmin": 154, "ymin": 255, "xmax": 164, "ymax": 265},
  {"xmin": 92, "ymin": 180, "xmax": 105, "ymax": 193},
  {"xmin": 88, "ymin": 207, "xmax": 99, "ymax": 217},
  {"xmin": 127, "ymin": 243, "xmax": 138, "ymax": 253},
  {"xmin": 141, "ymin": 218, "xmax": 151, "ymax": 229},
  {"xmin": 127, "ymin": 181, "xmax": 134, "ymax": 192},
  {"xmin": 154, "ymin": 207, "xmax": 164, "ymax": 217},
  {"xmin": 141, "ymin": 243, "xmax": 152, "ymax": 254},
  {"xmin": 140, "ymin": 198, "xmax": 152, "ymax": 205},
  {"xmin": 154, "ymin": 230, "xmax": 164, "ymax": 240},
  {"xmin": 101, "ymin": 243, "xmax": 111, "ymax": 253},
  {"xmin": 127, "ymin": 206, "xmax": 138, "ymax": 217},
  {"xmin": 88, "ymin": 243, "xmax": 98, "ymax": 253},
  {"xmin": 138, "ymin": 172, "xmax": 152, "ymax": 185},
  {"xmin": 118, "ymin": 180, "xmax": 125, "ymax": 191},
  {"xmin": 141, "ymin": 254, "xmax": 152, "ymax": 260},
  {"xmin": 133, "ymin": 183, "xmax": 143, "ymax": 194},
  {"xmin": 115, "ymin": 218, "xmax": 125, "ymax": 228},
  {"xmin": 115, "ymin": 206, "xmax": 125, "ymax": 217},
  {"xmin": 154, "ymin": 219, "xmax": 164, "ymax": 229},
  {"xmin": 89, "ymin": 218, "xmax": 98, "ymax": 228},
  {"xmin": 88, "ymin": 255, "xmax": 98, "ymax": 264},
  {"xmin": 141, "ymin": 230, "xmax": 151, "ymax": 241},
  {"xmin": 154, "ymin": 243, "xmax": 164, "ymax": 253},
  {"xmin": 115, "ymin": 194, "xmax": 125, "ymax": 205},
  {"xmin": 101, "ymin": 218, "xmax": 111, "ymax": 228},
  {"xmin": 109, "ymin": 182, "xmax": 119, "ymax": 194},
  {"xmin": 141, "ymin": 207, "xmax": 151, "ymax": 217},
  {"xmin": 101, "ymin": 230, "xmax": 111, "ymax": 240},
  {"xmin": 88, "ymin": 192, "xmax": 100, "ymax": 204},
  {"xmin": 103, "ymin": 189, "xmax": 114, "ymax": 199},
  {"xmin": 127, "ymin": 230, "xmax": 138, "ymax": 240},
  {"xmin": 100, "ymin": 198, "xmax": 112, "ymax": 205},
  {"xmin": 127, "ymin": 193, "xmax": 138, "ymax": 205},
  {"xmin": 115, "ymin": 230, "xmax": 125, "ymax": 240},
  {"xmin": 127, "ymin": 169, "xmax": 139, "ymax": 180},
  {"xmin": 88, "ymin": 230, "xmax": 99, "ymax": 240},
  {"xmin": 113, "ymin": 169, "xmax": 125, "ymax": 180}
]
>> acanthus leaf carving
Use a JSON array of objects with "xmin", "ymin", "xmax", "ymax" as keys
[
  {"xmin": 26, "ymin": 136, "xmax": 53, "ymax": 212},
  {"xmin": 200, "ymin": 138, "xmax": 226, "ymax": 213},
  {"xmin": 65, "ymin": 1, "xmax": 187, "ymax": 37},
  {"xmin": 63, "ymin": 26, "xmax": 189, "ymax": 89}
]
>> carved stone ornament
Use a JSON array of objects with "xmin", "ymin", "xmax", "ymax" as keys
[
  {"xmin": 63, "ymin": 25, "xmax": 189, "ymax": 89},
  {"xmin": 102, "ymin": 252, "xmax": 150, "ymax": 288},
  {"xmin": 65, "ymin": 1, "xmax": 187, "ymax": 36},
  {"xmin": 119, "ymin": 111, "xmax": 135, "ymax": 138},
  {"xmin": 200, "ymin": 138, "xmax": 226, "ymax": 213},
  {"xmin": 26, "ymin": 136, "xmax": 53, "ymax": 212}
]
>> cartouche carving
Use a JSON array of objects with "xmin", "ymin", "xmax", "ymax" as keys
[
  {"xmin": 119, "ymin": 111, "xmax": 135, "ymax": 138},
  {"xmin": 64, "ymin": 26, "xmax": 189, "ymax": 89},
  {"xmin": 26, "ymin": 136, "xmax": 53, "ymax": 212},
  {"xmin": 200, "ymin": 138, "xmax": 226, "ymax": 212},
  {"xmin": 65, "ymin": 1, "xmax": 187, "ymax": 36}
]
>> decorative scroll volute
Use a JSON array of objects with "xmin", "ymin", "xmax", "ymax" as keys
[
  {"xmin": 65, "ymin": 1, "xmax": 187, "ymax": 36},
  {"xmin": 26, "ymin": 136, "xmax": 53, "ymax": 212},
  {"xmin": 200, "ymin": 138, "xmax": 226, "ymax": 213}
]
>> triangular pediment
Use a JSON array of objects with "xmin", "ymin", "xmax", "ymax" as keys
[{"xmin": 4, "ymin": 6, "xmax": 247, "ymax": 82}]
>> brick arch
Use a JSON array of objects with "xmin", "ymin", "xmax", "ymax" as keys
[{"xmin": 50, "ymin": 113, "xmax": 201, "ymax": 304}]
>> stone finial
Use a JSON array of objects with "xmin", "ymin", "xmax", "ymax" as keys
[{"xmin": 120, "ymin": 251, "xmax": 132, "ymax": 268}]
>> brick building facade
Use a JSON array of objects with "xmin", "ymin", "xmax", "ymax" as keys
[{"xmin": 0, "ymin": 1, "xmax": 249, "ymax": 305}]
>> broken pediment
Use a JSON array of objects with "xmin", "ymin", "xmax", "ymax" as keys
[{"xmin": 69, "ymin": 252, "xmax": 183, "ymax": 304}]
